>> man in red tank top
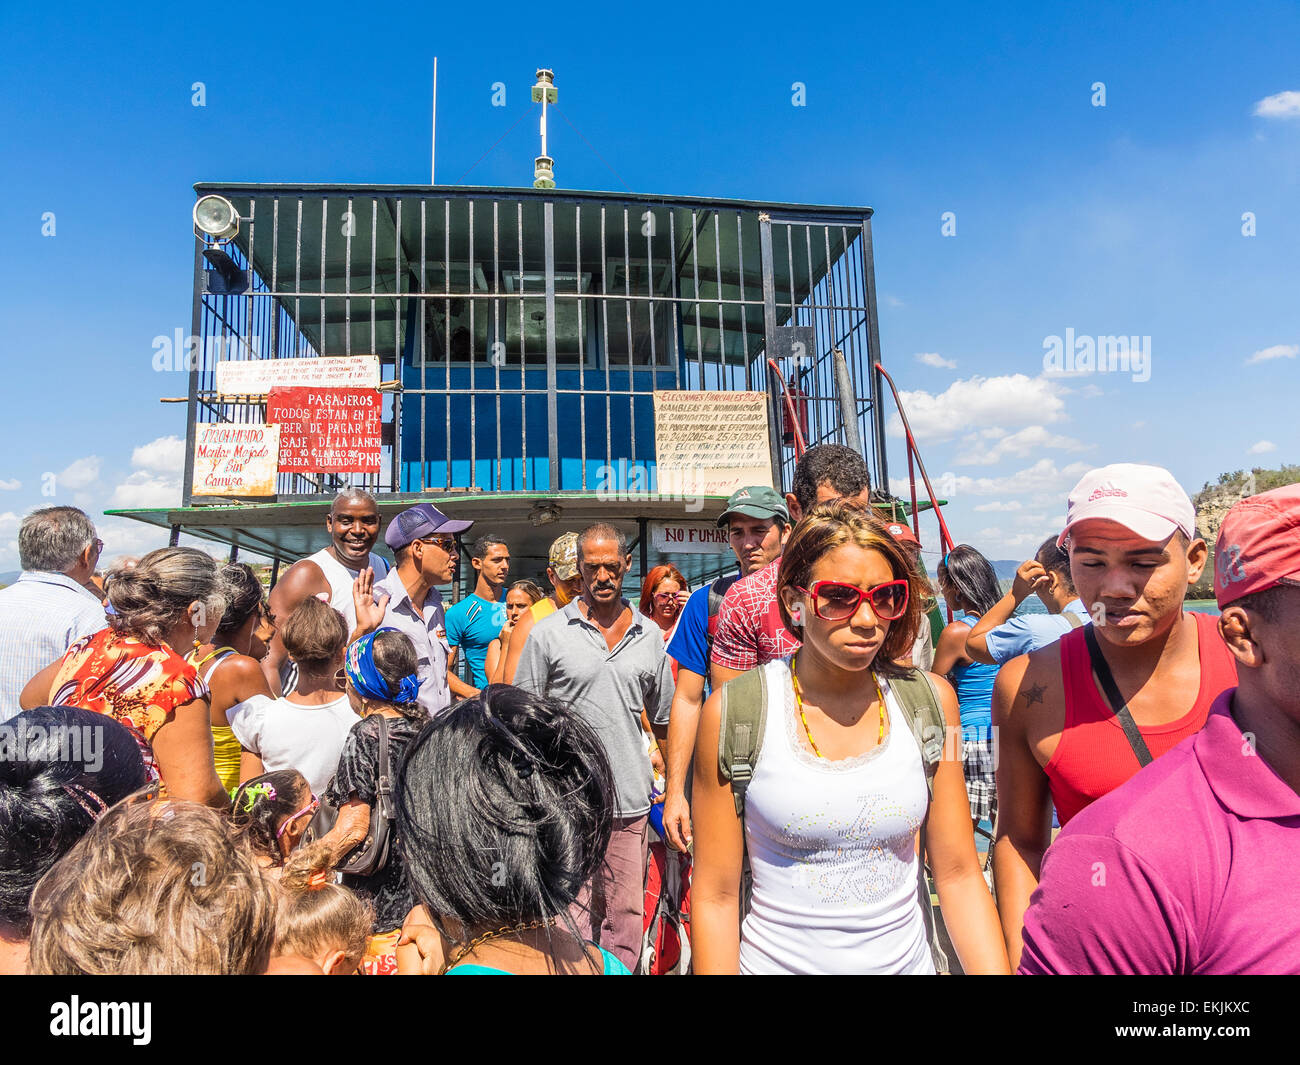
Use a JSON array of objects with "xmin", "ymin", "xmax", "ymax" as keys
[{"xmin": 992, "ymin": 463, "xmax": 1238, "ymax": 969}]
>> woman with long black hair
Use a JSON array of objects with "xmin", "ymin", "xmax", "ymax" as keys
[{"xmin": 932, "ymin": 545, "xmax": 1003, "ymax": 826}]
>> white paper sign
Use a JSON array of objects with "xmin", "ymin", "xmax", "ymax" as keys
[
  {"xmin": 650, "ymin": 522, "xmax": 732, "ymax": 554},
  {"xmin": 215, "ymin": 356, "xmax": 381, "ymax": 396},
  {"xmin": 653, "ymin": 390, "xmax": 773, "ymax": 497},
  {"xmin": 191, "ymin": 423, "xmax": 280, "ymax": 496}
]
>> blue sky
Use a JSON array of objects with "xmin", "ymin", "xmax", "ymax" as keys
[{"xmin": 1, "ymin": 0, "xmax": 1296, "ymax": 568}]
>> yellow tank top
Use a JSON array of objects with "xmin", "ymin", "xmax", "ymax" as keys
[
  {"xmin": 189, "ymin": 646, "xmax": 243, "ymax": 797},
  {"xmin": 212, "ymin": 724, "xmax": 242, "ymax": 797},
  {"xmin": 530, "ymin": 598, "xmax": 557, "ymax": 623}
]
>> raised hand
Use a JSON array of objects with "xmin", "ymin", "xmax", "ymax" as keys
[{"xmin": 351, "ymin": 567, "xmax": 390, "ymax": 639}]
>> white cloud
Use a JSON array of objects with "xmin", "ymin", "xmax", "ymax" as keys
[
  {"xmin": 56, "ymin": 456, "xmax": 102, "ymax": 492},
  {"xmin": 944, "ymin": 458, "xmax": 1092, "ymax": 498},
  {"xmin": 107, "ymin": 471, "xmax": 182, "ymax": 510},
  {"xmin": 885, "ymin": 295, "xmax": 905, "ymax": 309},
  {"xmin": 1132, "ymin": 420, "xmax": 1147, "ymax": 430},
  {"xmin": 131, "ymin": 436, "xmax": 186, "ymax": 474},
  {"xmin": 1077, "ymin": 384, "xmax": 1104, "ymax": 398},
  {"xmin": 1253, "ymin": 91, "xmax": 1300, "ymax": 119},
  {"xmin": 1245, "ymin": 343, "xmax": 1298, "ymax": 365},
  {"xmin": 953, "ymin": 425, "xmax": 1091, "ymax": 466},
  {"xmin": 1249, "ymin": 440, "xmax": 1277, "ymax": 454},
  {"xmin": 889, "ymin": 374, "xmax": 1068, "ymax": 443},
  {"xmin": 0, "ymin": 479, "xmax": 19, "ymax": 491},
  {"xmin": 915, "ymin": 352, "xmax": 957, "ymax": 370},
  {"xmin": 974, "ymin": 501, "xmax": 1023, "ymax": 512}
]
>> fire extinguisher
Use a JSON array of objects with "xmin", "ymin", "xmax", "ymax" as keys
[{"xmin": 782, "ymin": 379, "xmax": 810, "ymax": 448}]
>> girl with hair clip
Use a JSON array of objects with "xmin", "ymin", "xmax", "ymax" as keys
[
  {"xmin": 318, "ymin": 629, "xmax": 428, "ymax": 975},
  {"xmin": 231, "ymin": 769, "xmax": 317, "ymax": 878},
  {"xmin": 273, "ymin": 841, "xmax": 373, "ymax": 975},
  {"xmin": 690, "ymin": 501, "xmax": 1008, "ymax": 975}
]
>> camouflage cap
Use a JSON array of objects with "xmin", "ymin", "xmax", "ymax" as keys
[{"xmin": 548, "ymin": 531, "xmax": 579, "ymax": 580}]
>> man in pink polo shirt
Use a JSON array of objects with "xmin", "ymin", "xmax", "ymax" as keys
[{"xmin": 1019, "ymin": 483, "xmax": 1300, "ymax": 974}]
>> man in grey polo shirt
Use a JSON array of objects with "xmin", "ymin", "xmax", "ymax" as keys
[
  {"xmin": 513, "ymin": 521, "xmax": 673, "ymax": 973},
  {"xmin": 355, "ymin": 502, "xmax": 473, "ymax": 718}
]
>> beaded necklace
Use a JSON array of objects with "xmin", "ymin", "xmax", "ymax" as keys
[
  {"xmin": 440, "ymin": 917, "xmax": 556, "ymax": 974},
  {"xmin": 790, "ymin": 653, "xmax": 886, "ymax": 759}
]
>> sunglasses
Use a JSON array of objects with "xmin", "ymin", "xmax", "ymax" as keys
[
  {"xmin": 416, "ymin": 535, "xmax": 457, "ymax": 553},
  {"xmin": 794, "ymin": 579, "xmax": 910, "ymax": 622},
  {"xmin": 276, "ymin": 795, "xmax": 320, "ymax": 839}
]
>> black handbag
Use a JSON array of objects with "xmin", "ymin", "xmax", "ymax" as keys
[{"xmin": 304, "ymin": 714, "xmax": 394, "ymax": 877}]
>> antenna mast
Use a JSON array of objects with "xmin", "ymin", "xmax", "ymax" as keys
[{"xmin": 532, "ymin": 69, "xmax": 557, "ymax": 189}]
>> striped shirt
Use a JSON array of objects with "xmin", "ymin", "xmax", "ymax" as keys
[{"xmin": 0, "ymin": 571, "xmax": 106, "ymax": 722}]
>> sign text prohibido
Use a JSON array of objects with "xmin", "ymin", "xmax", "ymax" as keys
[{"xmin": 266, "ymin": 387, "xmax": 383, "ymax": 474}]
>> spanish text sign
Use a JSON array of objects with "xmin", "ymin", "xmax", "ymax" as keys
[
  {"xmin": 650, "ymin": 522, "xmax": 732, "ymax": 554},
  {"xmin": 652, "ymin": 390, "xmax": 773, "ymax": 497},
  {"xmin": 215, "ymin": 355, "xmax": 380, "ymax": 396},
  {"xmin": 266, "ymin": 387, "xmax": 382, "ymax": 473},
  {"xmin": 191, "ymin": 424, "xmax": 279, "ymax": 497}
]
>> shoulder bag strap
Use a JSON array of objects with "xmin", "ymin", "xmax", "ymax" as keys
[
  {"xmin": 1083, "ymin": 624, "xmax": 1153, "ymax": 768},
  {"xmin": 375, "ymin": 714, "xmax": 395, "ymax": 818}
]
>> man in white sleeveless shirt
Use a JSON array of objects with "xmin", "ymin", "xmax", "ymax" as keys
[{"xmin": 261, "ymin": 488, "xmax": 390, "ymax": 696}]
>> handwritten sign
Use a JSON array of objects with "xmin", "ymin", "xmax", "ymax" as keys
[
  {"xmin": 651, "ymin": 522, "xmax": 732, "ymax": 555},
  {"xmin": 191, "ymin": 424, "xmax": 279, "ymax": 497},
  {"xmin": 266, "ymin": 387, "xmax": 382, "ymax": 473},
  {"xmin": 653, "ymin": 390, "xmax": 773, "ymax": 497},
  {"xmin": 215, "ymin": 355, "xmax": 380, "ymax": 397}
]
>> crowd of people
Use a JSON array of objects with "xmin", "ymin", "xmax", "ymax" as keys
[{"xmin": 0, "ymin": 445, "xmax": 1297, "ymax": 975}]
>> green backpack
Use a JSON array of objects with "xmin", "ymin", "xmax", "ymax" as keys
[{"xmin": 718, "ymin": 664, "xmax": 951, "ymax": 974}]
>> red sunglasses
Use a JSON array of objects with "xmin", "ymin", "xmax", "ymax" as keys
[{"xmin": 794, "ymin": 579, "xmax": 910, "ymax": 622}]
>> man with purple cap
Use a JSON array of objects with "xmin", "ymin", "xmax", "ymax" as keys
[
  {"xmin": 992, "ymin": 463, "xmax": 1238, "ymax": 969},
  {"xmin": 1020, "ymin": 483, "xmax": 1300, "ymax": 974},
  {"xmin": 353, "ymin": 502, "xmax": 473, "ymax": 718}
]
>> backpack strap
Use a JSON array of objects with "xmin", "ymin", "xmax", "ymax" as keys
[
  {"xmin": 717, "ymin": 665, "xmax": 768, "ymax": 818},
  {"xmin": 884, "ymin": 667, "xmax": 951, "ymax": 975},
  {"xmin": 884, "ymin": 669, "xmax": 948, "ymax": 798},
  {"xmin": 705, "ymin": 573, "xmax": 740, "ymax": 659}
]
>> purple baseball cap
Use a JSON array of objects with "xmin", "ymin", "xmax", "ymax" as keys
[{"xmin": 384, "ymin": 503, "xmax": 474, "ymax": 550}]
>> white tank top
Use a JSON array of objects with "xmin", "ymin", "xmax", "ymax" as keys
[
  {"xmin": 307, "ymin": 547, "xmax": 388, "ymax": 632},
  {"xmin": 279, "ymin": 549, "xmax": 389, "ymax": 694},
  {"xmin": 738, "ymin": 657, "xmax": 934, "ymax": 975}
]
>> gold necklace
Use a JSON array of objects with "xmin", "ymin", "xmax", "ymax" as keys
[
  {"xmin": 440, "ymin": 917, "xmax": 556, "ymax": 974},
  {"xmin": 790, "ymin": 654, "xmax": 887, "ymax": 759}
]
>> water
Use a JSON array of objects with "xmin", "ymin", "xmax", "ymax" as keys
[{"xmin": 939, "ymin": 596, "xmax": 1221, "ymax": 618}]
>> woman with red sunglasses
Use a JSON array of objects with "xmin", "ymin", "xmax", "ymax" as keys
[{"xmin": 690, "ymin": 501, "xmax": 1008, "ymax": 975}]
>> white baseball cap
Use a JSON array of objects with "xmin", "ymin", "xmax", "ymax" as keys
[{"xmin": 1058, "ymin": 463, "xmax": 1196, "ymax": 547}]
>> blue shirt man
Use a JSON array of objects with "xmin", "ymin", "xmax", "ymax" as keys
[
  {"xmin": 445, "ymin": 594, "xmax": 507, "ymax": 688},
  {"xmin": 444, "ymin": 535, "xmax": 510, "ymax": 691}
]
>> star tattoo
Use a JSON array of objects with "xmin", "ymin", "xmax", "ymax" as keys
[{"xmin": 1021, "ymin": 682, "xmax": 1047, "ymax": 706}]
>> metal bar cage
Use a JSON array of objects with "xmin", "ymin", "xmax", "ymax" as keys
[{"xmin": 184, "ymin": 185, "xmax": 884, "ymax": 507}]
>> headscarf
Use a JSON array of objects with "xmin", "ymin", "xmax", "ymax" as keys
[{"xmin": 345, "ymin": 629, "xmax": 420, "ymax": 705}]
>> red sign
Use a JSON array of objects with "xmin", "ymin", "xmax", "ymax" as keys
[{"xmin": 266, "ymin": 387, "xmax": 382, "ymax": 473}]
